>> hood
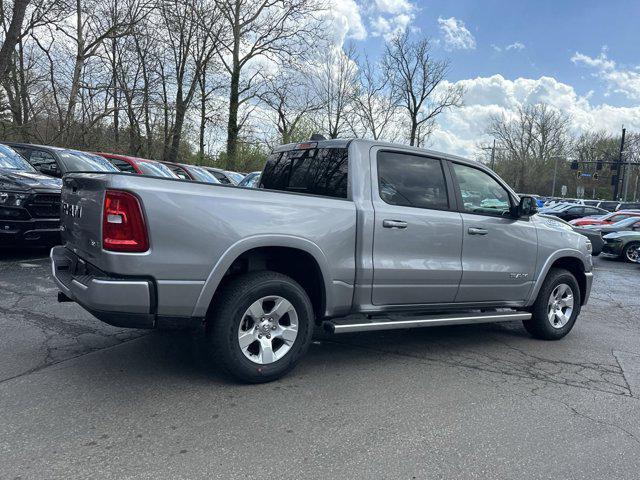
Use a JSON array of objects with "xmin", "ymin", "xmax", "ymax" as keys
[{"xmin": 0, "ymin": 169, "xmax": 62, "ymax": 191}]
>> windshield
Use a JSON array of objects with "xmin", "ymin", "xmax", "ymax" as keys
[
  {"xmin": 0, "ymin": 144, "xmax": 36, "ymax": 172},
  {"xmin": 225, "ymin": 171, "xmax": 244, "ymax": 184},
  {"xmin": 137, "ymin": 161, "xmax": 177, "ymax": 178},
  {"xmin": 185, "ymin": 165, "xmax": 220, "ymax": 183},
  {"xmin": 59, "ymin": 150, "xmax": 119, "ymax": 172}
]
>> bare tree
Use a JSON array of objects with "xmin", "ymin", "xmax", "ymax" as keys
[
  {"xmin": 383, "ymin": 32, "xmax": 463, "ymax": 147},
  {"xmin": 257, "ymin": 66, "xmax": 319, "ymax": 145},
  {"xmin": 312, "ymin": 44, "xmax": 357, "ymax": 139},
  {"xmin": 0, "ymin": 0, "xmax": 30, "ymax": 82},
  {"xmin": 489, "ymin": 103, "xmax": 570, "ymax": 193},
  {"xmin": 215, "ymin": 0, "xmax": 323, "ymax": 169},
  {"xmin": 352, "ymin": 54, "xmax": 399, "ymax": 141}
]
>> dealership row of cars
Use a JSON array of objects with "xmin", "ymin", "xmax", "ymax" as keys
[
  {"xmin": 0, "ymin": 141, "xmax": 259, "ymax": 246},
  {"xmin": 539, "ymin": 201, "xmax": 640, "ymax": 262},
  {"xmin": 1, "ymin": 140, "xmax": 639, "ymax": 264}
]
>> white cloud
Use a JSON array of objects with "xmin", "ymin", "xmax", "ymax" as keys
[
  {"xmin": 374, "ymin": 0, "xmax": 415, "ymax": 15},
  {"xmin": 491, "ymin": 44, "xmax": 502, "ymax": 52},
  {"xmin": 371, "ymin": 13, "xmax": 412, "ymax": 40},
  {"xmin": 437, "ymin": 17, "xmax": 476, "ymax": 50},
  {"xmin": 571, "ymin": 49, "xmax": 640, "ymax": 100},
  {"xmin": 369, "ymin": 0, "xmax": 416, "ymax": 40},
  {"xmin": 427, "ymin": 74, "xmax": 640, "ymax": 158},
  {"xmin": 505, "ymin": 42, "xmax": 525, "ymax": 51},
  {"xmin": 327, "ymin": 0, "xmax": 367, "ymax": 45}
]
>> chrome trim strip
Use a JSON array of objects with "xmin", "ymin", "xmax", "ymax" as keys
[{"xmin": 324, "ymin": 311, "xmax": 532, "ymax": 334}]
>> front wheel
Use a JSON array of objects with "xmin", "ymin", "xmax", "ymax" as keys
[
  {"xmin": 523, "ymin": 268, "xmax": 581, "ymax": 340},
  {"xmin": 207, "ymin": 271, "xmax": 314, "ymax": 383},
  {"xmin": 622, "ymin": 242, "xmax": 640, "ymax": 263}
]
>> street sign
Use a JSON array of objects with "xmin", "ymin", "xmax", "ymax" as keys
[{"xmin": 580, "ymin": 172, "xmax": 592, "ymax": 178}]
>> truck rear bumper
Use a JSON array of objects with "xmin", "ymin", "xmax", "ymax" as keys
[{"xmin": 51, "ymin": 246, "xmax": 155, "ymax": 328}]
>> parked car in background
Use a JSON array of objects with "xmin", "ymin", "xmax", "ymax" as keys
[
  {"xmin": 598, "ymin": 201, "xmax": 622, "ymax": 212},
  {"xmin": 584, "ymin": 216, "xmax": 640, "ymax": 235},
  {"xmin": 161, "ymin": 161, "xmax": 221, "ymax": 184},
  {"xmin": 571, "ymin": 210, "xmax": 640, "ymax": 227},
  {"xmin": 201, "ymin": 166, "xmax": 241, "ymax": 185},
  {"xmin": 539, "ymin": 214, "xmax": 604, "ymax": 256},
  {"xmin": 238, "ymin": 171, "xmax": 261, "ymax": 188},
  {"xmin": 616, "ymin": 202, "xmax": 640, "ymax": 211},
  {"xmin": 2, "ymin": 142, "xmax": 118, "ymax": 177},
  {"xmin": 543, "ymin": 204, "xmax": 608, "ymax": 222},
  {"xmin": 0, "ymin": 143, "xmax": 62, "ymax": 246},
  {"xmin": 602, "ymin": 231, "xmax": 640, "ymax": 262},
  {"xmin": 97, "ymin": 153, "xmax": 178, "ymax": 178},
  {"xmin": 52, "ymin": 138, "xmax": 593, "ymax": 383}
]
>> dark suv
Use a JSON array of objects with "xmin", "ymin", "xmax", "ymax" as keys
[
  {"xmin": 0, "ymin": 143, "xmax": 62, "ymax": 245},
  {"xmin": 3, "ymin": 142, "xmax": 118, "ymax": 177}
]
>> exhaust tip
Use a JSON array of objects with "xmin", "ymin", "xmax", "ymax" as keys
[{"xmin": 322, "ymin": 321, "xmax": 336, "ymax": 334}]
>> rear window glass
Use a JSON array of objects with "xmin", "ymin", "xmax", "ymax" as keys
[
  {"xmin": 137, "ymin": 161, "xmax": 176, "ymax": 178},
  {"xmin": 260, "ymin": 147, "xmax": 348, "ymax": 199}
]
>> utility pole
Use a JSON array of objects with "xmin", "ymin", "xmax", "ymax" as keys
[
  {"xmin": 551, "ymin": 155, "xmax": 562, "ymax": 197},
  {"xmin": 613, "ymin": 127, "xmax": 626, "ymax": 200},
  {"xmin": 490, "ymin": 139, "xmax": 496, "ymax": 170}
]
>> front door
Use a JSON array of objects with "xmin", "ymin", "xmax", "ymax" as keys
[
  {"xmin": 371, "ymin": 150, "xmax": 463, "ymax": 306},
  {"xmin": 450, "ymin": 162, "xmax": 537, "ymax": 303}
]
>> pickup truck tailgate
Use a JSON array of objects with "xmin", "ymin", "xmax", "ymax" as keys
[{"xmin": 60, "ymin": 174, "xmax": 108, "ymax": 264}]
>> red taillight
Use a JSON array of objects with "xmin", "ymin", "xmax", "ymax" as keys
[{"xmin": 102, "ymin": 190, "xmax": 149, "ymax": 252}]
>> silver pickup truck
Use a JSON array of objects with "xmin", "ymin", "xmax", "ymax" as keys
[{"xmin": 51, "ymin": 139, "xmax": 593, "ymax": 382}]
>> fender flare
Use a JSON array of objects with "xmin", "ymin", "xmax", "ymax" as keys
[
  {"xmin": 191, "ymin": 234, "xmax": 332, "ymax": 317},
  {"xmin": 525, "ymin": 249, "xmax": 590, "ymax": 306}
]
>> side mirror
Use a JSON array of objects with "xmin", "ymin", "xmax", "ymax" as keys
[
  {"xmin": 513, "ymin": 195, "xmax": 538, "ymax": 218},
  {"xmin": 39, "ymin": 163, "xmax": 61, "ymax": 178}
]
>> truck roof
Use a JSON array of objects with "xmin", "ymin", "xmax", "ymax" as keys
[{"xmin": 273, "ymin": 138, "xmax": 476, "ymax": 166}]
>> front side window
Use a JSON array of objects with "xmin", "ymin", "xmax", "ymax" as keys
[
  {"xmin": 261, "ymin": 147, "xmax": 348, "ymax": 199},
  {"xmin": 109, "ymin": 158, "xmax": 136, "ymax": 173},
  {"xmin": 27, "ymin": 149, "xmax": 60, "ymax": 175},
  {"xmin": 452, "ymin": 163, "xmax": 511, "ymax": 216},
  {"xmin": 377, "ymin": 151, "xmax": 448, "ymax": 210}
]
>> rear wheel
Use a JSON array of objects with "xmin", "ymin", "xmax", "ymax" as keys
[
  {"xmin": 622, "ymin": 242, "xmax": 640, "ymax": 263},
  {"xmin": 207, "ymin": 271, "xmax": 314, "ymax": 383},
  {"xmin": 523, "ymin": 268, "xmax": 581, "ymax": 340}
]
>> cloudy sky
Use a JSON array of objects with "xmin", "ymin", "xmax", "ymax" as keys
[{"xmin": 329, "ymin": 0, "xmax": 640, "ymax": 156}]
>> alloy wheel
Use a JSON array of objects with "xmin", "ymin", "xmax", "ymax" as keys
[
  {"xmin": 237, "ymin": 295, "xmax": 299, "ymax": 365},
  {"xmin": 547, "ymin": 283, "xmax": 574, "ymax": 329}
]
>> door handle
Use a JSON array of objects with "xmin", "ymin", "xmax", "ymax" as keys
[
  {"xmin": 468, "ymin": 227, "xmax": 488, "ymax": 235},
  {"xmin": 383, "ymin": 219, "xmax": 407, "ymax": 229}
]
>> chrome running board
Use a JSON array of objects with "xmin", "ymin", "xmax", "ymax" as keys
[{"xmin": 323, "ymin": 311, "xmax": 531, "ymax": 334}]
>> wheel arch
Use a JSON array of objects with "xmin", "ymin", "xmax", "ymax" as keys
[
  {"xmin": 192, "ymin": 235, "xmax": 332, "ymax": 320},
  {"xmin": 527, "ymin": 251, "xmax": 590, "ymax": 307}
]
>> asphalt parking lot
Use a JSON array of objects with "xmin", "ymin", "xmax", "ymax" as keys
[{"xmin": 1, "ymin": 249, "xmax": 639, "ymax": 479}]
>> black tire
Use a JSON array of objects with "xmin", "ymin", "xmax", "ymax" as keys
[
  {"xmin": 523, "ymin": 268, "xmax": 581, "ymax": 340},
  {"xmin": 622, "ymin": 242, "xmax": 640, "ymax": 263},
  {"xmin": 207, "ymin": 271, "xmax": 314, "ymax": 383}
]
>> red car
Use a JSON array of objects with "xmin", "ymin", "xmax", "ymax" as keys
[
  {"xmin": 570, "ymin": 210, "xmax": 640, "ymax": 226},
  {"xmin": 96, "ymin": 153, "xmax": 178, "ymax": 178}
]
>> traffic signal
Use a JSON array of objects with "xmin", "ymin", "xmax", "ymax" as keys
[
  {"xmin": 576, "ymin": 170, "xmax": 582, "ymax": 179},
  {"xmin": 596, "ymin": 160, "xmax": 603, "ymax": 170},
  {"xmin": 593, "ymin": 172, "xmax": 599, "ymax": 180},
  {"xmin": 570, "ymin": 160, "xmax": 579, "ymax": 170}
]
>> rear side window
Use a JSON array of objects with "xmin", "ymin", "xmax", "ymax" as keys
[
  {"xmin": 260, "ymin": 148, "xmax": 348, "ymax": 199},
  {"xmin": 377, "ymin": 151, "xmax": 449, "ymax": 210}
]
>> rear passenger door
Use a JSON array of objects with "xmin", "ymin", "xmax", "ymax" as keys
[
  {"xmin": 450, "ymin": 162, "xmax": 537, "ymax": 303},
  {"xmin": 371, "ymin": 150, "xmax": 463, "ymax": 306}
]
